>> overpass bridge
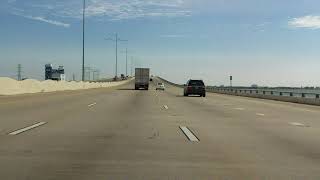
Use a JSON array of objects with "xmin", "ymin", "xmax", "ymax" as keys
[{"xmin": 0, "ymin": 77, "xmax": 319, "ymax": 179}]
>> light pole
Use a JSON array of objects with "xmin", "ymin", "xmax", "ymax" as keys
[
  {"xmin": 121, "ymin": 47, "xmax": 129, "ymax": 77},
  {"xmin": 82, "ymin": 0, "xmax": 86, "ymax": 81},
  {"xmin": 105, "ymin": 34, "xmax": 128, "ymax": 79},
  {"xmin": 125, "ymin": 48, "xmax": 128, "ymax": 77},
  {"xmin": 131, "ymin": 56, "xmax": 134, "ymax": 77}
]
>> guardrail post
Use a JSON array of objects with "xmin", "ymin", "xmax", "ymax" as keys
[
  {"xmin": 290, "ymin": 92, "xmax": 293, "ymax": 97},
  {"xmin": 302, "ymin": 93, "xmax": 305, "ymax": 98},
  {"xmin": 280, "ymin": 92, "xmax": 283, "ymax": 96}
]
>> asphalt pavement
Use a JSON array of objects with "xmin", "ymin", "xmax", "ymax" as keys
[{"xmin": 0, "ymin": 77, "xmax": 320, "ymax": 180}]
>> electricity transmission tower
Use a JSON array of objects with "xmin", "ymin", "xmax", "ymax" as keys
[{"xmin": 17, "ymin": 64, "xmax": 22, "ymax": 81}]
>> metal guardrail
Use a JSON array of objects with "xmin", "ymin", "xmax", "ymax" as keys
[{"xmin": 207, "ymin": 87, "xmax": 320, "ymax": 99}]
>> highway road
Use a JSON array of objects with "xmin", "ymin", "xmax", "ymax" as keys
[{"xmin": 0, "ymin": 77, "xmax": 320, "ymax": 179}]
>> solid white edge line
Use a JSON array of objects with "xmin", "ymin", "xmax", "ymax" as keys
[
  {"xmin": 88, "ymin": 102, "xmax": 97, "ymax": 107},
  {"xmin": 180, "ymin": 126, "xmax": 199, "ymax": 142},
  {"xmin": 256, "ymin": 113, "xmax": 265, "ymax": 116},
  {"xmin": 9, "ymin": 122, "xmax": 47, "ymax": 135}
]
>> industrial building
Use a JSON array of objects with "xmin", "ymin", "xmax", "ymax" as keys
[{"xmin": 45, "ymin": 64, "xmax": 66, "ymax": 81}]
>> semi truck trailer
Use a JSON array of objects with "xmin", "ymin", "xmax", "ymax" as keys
[{"xmin": 135, "ymin": 68, "xmax": 150, "ymax": 90}]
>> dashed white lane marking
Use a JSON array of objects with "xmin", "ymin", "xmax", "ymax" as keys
[
  {"xmin": 179, "ymin": 126, "xmax": 199, "ymax": 142},
  {"xmin": 303, "ymin": 109, "xmax": 315, "ymax": 113},
  {"xmin": 164, "ymin": 105, "xmax": 169, "ymax": 110},
  {"xmin": 234, "ymin": 107, "xmax": 245, "ymax": 110},
  {"xmin": 9, "ymin": 122, "xmax": 47, "ymax": 135},
  {"xmin": 88, "ymin": 103, "xmax": 97, "ymax": 107},
  {"xmin": 256, "ymin": 113, "xmax": 265, "ymax": 116},
  {"xmin": 289, "ymin": 122, "xmax": 307, "ymax": 127}
]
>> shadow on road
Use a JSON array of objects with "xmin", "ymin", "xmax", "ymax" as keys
[
  {"xmin": 117, "ymin": 88, "xmax": 136, "ymax": 91},
  {"xmin": 176, "ymin": 95, "xmax": 202, "ymax": 98}
]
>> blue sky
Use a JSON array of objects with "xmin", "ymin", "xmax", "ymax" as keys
[{"xmin": 1, "ymin": 0, "xmax": 320, "ymax": 86}]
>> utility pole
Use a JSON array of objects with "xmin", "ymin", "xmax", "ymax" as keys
[
  {"xmin": 105, "ymin": 34, "xmax": 128, "ymax": 79},
  {"xmin": 82, "ymin": 0, "xmax": 86, "ymax": 81},
  {"xmin": 17, "ymin": 64, "xmax": 22, "ymax": 81}
]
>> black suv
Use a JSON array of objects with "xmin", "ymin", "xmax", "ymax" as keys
[{"xmin": 183, "ymin": 80, "xmax": 206, "ymax": 97}]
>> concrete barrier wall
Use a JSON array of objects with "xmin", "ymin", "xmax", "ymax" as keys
[
  {"xmin": 157, "ymin": 77, "xmax": 183, "ymax": 88},
  {"xmin": 207, "ymin": 89, "xmax": 320, "ymax": 106},
  {"xmin": 0, "ymin": 77, "xmax": 133, "ymax": 96}
]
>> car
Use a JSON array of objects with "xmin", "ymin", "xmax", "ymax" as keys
[
  {"xmin": 183, "ymin": 79, "xmax": 206, "ymax": 97},
  {"xmin": 156, "ymin": 82, "xmax": 165, "ymax": 91}
]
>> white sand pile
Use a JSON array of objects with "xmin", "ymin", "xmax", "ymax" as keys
[
  {"xmin": 0, "ymin": 77, "xmax": 132, "ymax": 96},
  {"xmin": 0, "ymin": 77, "xmax": 21, "ymax": 95}
]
